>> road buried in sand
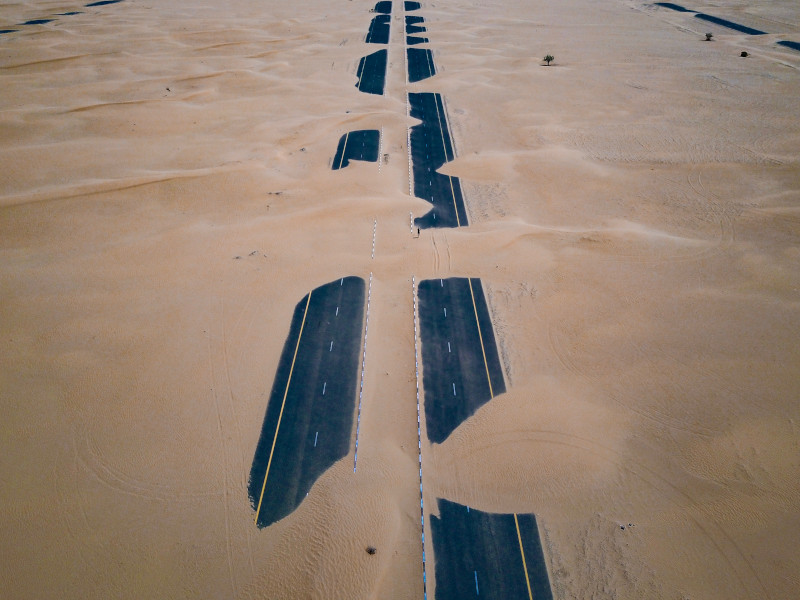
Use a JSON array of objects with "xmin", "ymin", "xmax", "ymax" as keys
[
  {"xmin": 409, "ymin": 92, "xmax": 469, "ymax": 229},
  {"xmin": 249, "ymin": 277, "xmax": 365, "ymax": 528},
  {"xmin": 417, "ymin": 277, "xmax": 505, "ymax": 444},
  {"xmin": 356, "ymin": 49, "xmax": 387, "ymax": 95},
  {"xmin": 430, "ymin": 499, "xmax": 553, "ymax": 600},
  {"xmin": 332, "ymin": 130, "xmax": 380, "ymax": 169}
]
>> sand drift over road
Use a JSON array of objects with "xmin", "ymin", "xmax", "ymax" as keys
[
  {"xmin": 249, "ymin": 277, "xmax": 365, "ymax": 528},
  {"xmin": 409, "ymin": 93, "xmax": 469, "ymax": 229},
  {"xmin": 418, "ymin": 278, "xmax": 505, "ymax": 444}
]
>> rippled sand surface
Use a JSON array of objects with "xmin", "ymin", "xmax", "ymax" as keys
[{"xmin": 2, "ymin": 0, "xmax": 799, "ymax": 598}]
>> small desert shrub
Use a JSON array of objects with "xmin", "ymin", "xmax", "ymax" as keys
[{"xmin": 543, "ymin": 54, "xmax": 554, "ymax": 66}]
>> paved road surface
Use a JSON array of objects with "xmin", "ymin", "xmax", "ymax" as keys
[
  {"xmin": 408, "ymin": 47, "xmax": 436, "ymax": 82},
  {"xmin": 249, "ymin": 277, "xmax": 365, "ymax": 528},
  {"xmin": 356, "ymin": 49, "xmax": 387, "ymax": 95},
  {"xmin": 374, "ymin": 1, "xmax": 392, "ymax": 14},
  {"xmin": 366, "ymin": 14, "xmax": 391, "ymax": 44},
  {"xmin": 430, "ymin": 499, "xmax": 553, "ymax": 600},
  {"xmin": 409, "ymin": 92, "xmax": 469, "ymax": 229},
  {"xmin": 406, "ymin": 15, "xmax": 426, "ymax": 35},
  {"xmin": 418, "ymin": 277, "xmax": 505, "ymax": 443},
  {"xmin": 332, "ymin": 130, "xmax": 380, "ymax": 169}
]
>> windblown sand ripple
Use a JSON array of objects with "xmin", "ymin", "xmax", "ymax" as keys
[{"xmin": 1, "ymin": 0, "xmax": 799, "ymax": 598}]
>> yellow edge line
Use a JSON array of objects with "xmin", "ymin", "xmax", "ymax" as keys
[
  {"xmin": 254, "ymin": 292, "xmax": 312, "ymax": 525},
  {"xmin": 514, "ymin": 513, "xmax": 535, "ymax": 600},
  {"xmin": 338, "ymin": 132, "xmax": 350, "ymax": 170},
  {"xmin": 357, "ymin": 56, "xmax": 366, "ymax": 90},
  {"xmin": 425, "ymin": 47, "xmax": 434, "ymax": 79},
  {"xmin": 448, "ymin": 175, "xmax": 460, "ymax": 227},
  {"xmin": 433, "ymin": 95, "xmax": 461, "ymax": 227},
  {"xmin": 467, "ymin": 278, "xmax": 493, "ymax": 399}
]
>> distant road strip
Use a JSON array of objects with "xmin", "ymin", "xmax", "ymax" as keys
[{"xmin": 253, "ymin": 292, "xmax": 311, "ymax": 525}]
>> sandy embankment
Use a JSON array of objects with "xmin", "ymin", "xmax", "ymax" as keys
[{"xmin": 1, "ymin": 0, "xmax": 799, "ymax": 598}]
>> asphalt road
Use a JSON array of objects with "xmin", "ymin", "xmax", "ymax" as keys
[
  {"xmin": 694, "ymin": 13, "xmax": 766, "ymax": 35},
  {"xmin": 409, "ymin": 92, "xmax": 469, "ymax": 229},
  {"xmin": 655, "ymin": 3, "xmax": 767, "ymax": 34},
  {"xmin": 418, "ymin": 277, "xmax": 505, "ymax": 444},
  {"xmin": 408, "ymin": 47, "xmax": 436, "ymax": 82},
  {"xmin": 366, "ymin": 14, "xmax": 391, "ymax": 44},
  {"xmin": 430, "ymin": 499, "xmax": 554, "ymax": 600},
  {"xmin": 356, "ymin": 49, "xmax": 387, "ymax": 95},
  {"xmin": 249, "ymin": 276, "xmax": 366, "ymax": 528},
  {"xmin": 406, "ymin": 15, "xmax": 426, "ymax": 35},
  {"xmin": 332, "ymin": 129, "xmax": 380, "ymax": 170}
]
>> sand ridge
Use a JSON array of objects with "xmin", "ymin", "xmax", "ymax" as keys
[{"xmin": 2, "ymin": 0, "xmax": 799, "ymax": 598}]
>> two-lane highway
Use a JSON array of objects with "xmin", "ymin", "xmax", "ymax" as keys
[
  {"xmin": 249, "ymin": 276, "xmax": 365, "ymax": 528},
  {"xmin": 418, "ymin": 277, "xmax": 505, "ymax": 443},
  {"xmin": 332, "ymin": 129, "xmax": 380, "ymax": 169},
  {"xmin": 430, "ymin": 499, "xmax": 554, "ymax": 600},
  {"xmin": 409, "ymin": 92, "xmax": 469, "ymax": 229}
]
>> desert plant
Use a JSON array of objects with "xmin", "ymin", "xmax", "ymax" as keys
[
  {"xmin": 543, "ymin": 54, "xmax": 554, "ymax": 66},
  {"xmin": 705, "ymin": 32, "xmax": 713, "ymax": 41}
]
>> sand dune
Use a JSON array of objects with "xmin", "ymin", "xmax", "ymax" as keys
[{"xmin": 2, "ymin": 0, "xmax": 799, "ymax": 598}]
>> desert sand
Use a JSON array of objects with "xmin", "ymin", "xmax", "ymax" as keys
[{"xmin": 1, "ymin": 0, "xmax": 799, "ymax": 598}]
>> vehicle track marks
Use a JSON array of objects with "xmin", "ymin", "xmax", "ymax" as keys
[
  {"xmin": 546, "ymin": 324, "xmax": 721, "ymax": 438},
  {"xmin": 206, "ymin": 326, "xmax": 238, "ymax": 598},
  {"xmin": 452, "ymin": 429, "xmax": 768, "ymax": 600}
]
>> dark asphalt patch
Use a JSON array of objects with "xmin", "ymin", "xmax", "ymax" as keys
[
  {"xmin": 373, "ymin": 1, "xmax": 392, "ymax": 14},
  {"xmin": 778, "ymin": 40, "xmax": 800, "ymax": 52},
  {"xmin": 694, "ymin": 13, "xmax": 766, "ymax": 35},
  {"xmin": 655, "ymin": 3, "xmax": 768, "ymax": 36},
  {"xmin": 249, "ymin": 276, "xmax": 366, "ymax": 528},
  {"xmin": 332, "ymin": 130, "xmax": 380, "ymax": 170},
  {"xmin": 406, "ymin": 15, "xmax": 427, "ymax": 34},
  {"xmin": 418, "ymin": 278, "xmax": 505, "ymax": 443},
  {"xmin": 356, "ymin": 49, "xmax": 387, "ymax": 95},
  {"xmin": 366, "ymin": 14, "xmax": 391, "ymax": 44},
  {"xmin": 408, "ymin": 47, "xmax": 436, "ymax": 82},
  {"xmin": 409, "ymin": 92, "xmax": 469, "ymax": 229},
  {"xmin": 0, "ymin": 29, "xmax": 18, "ymax": 34},
  {"xmin": 85, "ymin": 0, "xmax": 124, "ymax": 5},
  {"xmin": 407, "ymin": 35, "xmax": 429, "ymax": 45},
  {"xmin": 22, "ymin": 19, "xmax": 55, "ymax": 25},
  {"xmin": 405, "ymin": 1, "xmax": 421, "ymax": 10},
  {"xmin": 654, "ymin": 2, "xmax": 693, "ymax": 12},
  {"xmin": 431, "ymin": 499, "xmax": 553, "ymax": 600}
]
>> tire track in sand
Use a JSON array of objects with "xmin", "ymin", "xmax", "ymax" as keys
[{"xmin": 447, "ymin": 429, "xmax": 769, "ymax": 600}]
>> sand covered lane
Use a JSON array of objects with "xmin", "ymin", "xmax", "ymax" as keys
[
  {"xmin": 366, "ymin": 14, "xmax": 391, "ymax": 45},
  {"xmin": 407, "ymin": 47, "xmax": 435, "ymax": 82},
  {"xmin": 417, "ymin": 277, "xmax": 505, "ymax": 444},
  {"xmin": 332, "ymin": 129, "xmax": 380, "ymax": 170},
  {"xmin": 2, "ymin": 0, "xmax": 800, "ymax": 598},
  {"xmin": 356, "ymin": 49, "xmax": 388, "ymax": 95},
  {"xmin": 249, "ymin": 277, "xmax": 366, "ymax": 529},
  {"xmin": 429, "ymin": 499, "xmax": 553, "ymax": 600},
  {"xmin": 409, "ymin": 93, "xmax": 468, "ymax": 229}
]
